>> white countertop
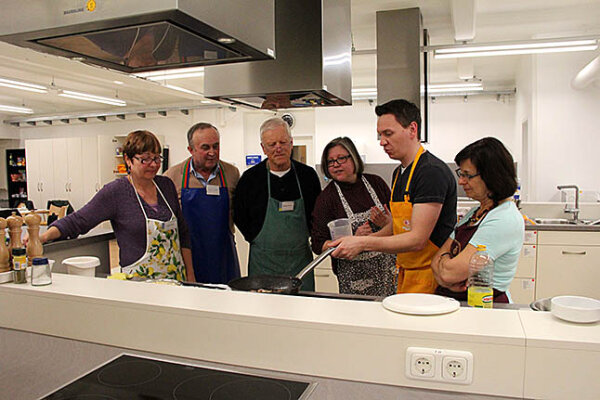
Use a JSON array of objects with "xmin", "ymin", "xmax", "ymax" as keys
[{"xmin": 1, "ymin": 274, "xmax": 598, "ymax": 399}]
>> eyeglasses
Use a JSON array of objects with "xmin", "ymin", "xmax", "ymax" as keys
[
  {"xmin": 327, "ymin": 155, "xmax": 352, "ymax": 167},
  {"xmin": 455, "ymin": 168, "xmax": 480, "ymax": 180},
  {"xmin": 133, "ymin": 155, "xmax": 163, "ymax": 165}
]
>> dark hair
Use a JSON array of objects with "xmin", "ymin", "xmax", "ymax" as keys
[
  {"xmin": 123, "ymin": 130, "xmax": 161, "ymax": 160},
  {"xmin": 320, "ymin": 137, "xmax": 364, "ymax": 180},
  {"xmin": 454, "ymin": 137, "xmax": 517, "ymax": 205},
  {"xmin": 187, "ymin": 122, "xmax": 219, "ymax": 147},
  {"xmin": 375, "ymin": 99, "xmax": 421, "ymax": 139}
]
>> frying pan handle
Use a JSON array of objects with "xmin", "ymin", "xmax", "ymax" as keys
[{"xmin": 296, "ymin": 246, "xmax": 336, "ymax": 280}]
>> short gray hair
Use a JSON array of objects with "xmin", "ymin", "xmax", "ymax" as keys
[
  {"xmin": 259, "ymin": 117, "xmax": 291, "ymax": 142},
  {"xmin": 187, "ymin": 122, "xmax": 219, "ymax": 147}
]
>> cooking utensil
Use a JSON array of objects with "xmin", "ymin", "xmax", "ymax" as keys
[{"xmin": 228, "ymin": 247, "xmax": 336, "ymax": 294}]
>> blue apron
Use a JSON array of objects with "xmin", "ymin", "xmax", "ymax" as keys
[{"xmin": 181, "ymin": 159, "xmax": 240, "ymax": 283}]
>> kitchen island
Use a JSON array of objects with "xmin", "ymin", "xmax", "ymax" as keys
[
  {"xmin": 1, "ymin": 274, "xmax": 598, "ymax": 399},
  {"xmin": 32, "ymin": 225, "xmax": 114, "ymax": 275}
]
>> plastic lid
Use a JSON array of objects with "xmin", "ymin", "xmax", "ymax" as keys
[
  {"xmin": 32, "ymin": 257, "xmax": 49, "ymax": 265},
  {"xmin": 11, "ymin": 247, "xmax": 25, "ymax": 256}
]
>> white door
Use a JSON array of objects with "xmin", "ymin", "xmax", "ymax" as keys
[
  {"xmin": 25, "ymin": 140, "xmax": 41, "ymax": 208},
  {"xmin": 52, "ymin": 138, "xmax": 69, "ymax": 202},
  {"xmin": 26, "ymin": 139, "xmax": 55, "ymax": 209}
]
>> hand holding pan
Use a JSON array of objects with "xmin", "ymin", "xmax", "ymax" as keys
[{"xmin": 228, "ymin": 247, "xmax": 336, "ymax": 295}]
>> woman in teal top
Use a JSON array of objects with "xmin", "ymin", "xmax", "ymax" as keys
[{"xmin": 431, "ymin": 137, "xmax": 524, "ymax": 303}]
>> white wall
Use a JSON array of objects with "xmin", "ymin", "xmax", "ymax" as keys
[
  {"xmin": 531, "ymin": 51, "xmax": 600, "ymax": 201},
  {"xmin": 315, "ymin": 97, "xmax": 516, "ymax": 165}
]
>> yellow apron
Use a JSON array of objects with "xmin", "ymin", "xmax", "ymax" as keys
[{"xmin": 390, "ymin": 146, "xmax": 439, "ymax": 294}]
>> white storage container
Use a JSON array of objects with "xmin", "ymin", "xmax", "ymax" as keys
[{"xmin": 62, "ymin": 256, "xmax": 100, "ymax": 277}]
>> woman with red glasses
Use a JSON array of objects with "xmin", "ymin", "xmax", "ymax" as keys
[
  {"xmin": 311, "ymin": 137, "xmax": 397, "ymax": 296},
  {"xmin": 39, "ymin": 130, "xmax": 194, "ymax": 281}
]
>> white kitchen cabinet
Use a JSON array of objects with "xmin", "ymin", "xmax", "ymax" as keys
[
  {"xmin": 508, "ymin": 230, "xmax": 537, "ymax": 304},
  {"xmin": 25, "ymin": 139, "xmax": 55, "ymax": 209},
  {"xmin": 82, "ymin": 136, "xmax": 101, "ymax": 203},
  {"xmin": 27, "ymin": 137, "xmax": 104, "ymax": 211},
  {"xmin": 314, "ymin": 258, "xmax": 339, "ymax": 293},
  {"xmin": 536, "ymin": 231, "xmax": 600, "ymax": 299},
  {"xmin": 53, "ymin": 137, "xmax": 86, "ymax": 210}
]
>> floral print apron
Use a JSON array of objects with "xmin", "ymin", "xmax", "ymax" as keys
[
  {"xmin": 121, "ymin": 177, "xmax": 186, "ymax": 281},
  {"xmin": 334, "ymin": 176, "xmax": 397, "ymax": 296}
]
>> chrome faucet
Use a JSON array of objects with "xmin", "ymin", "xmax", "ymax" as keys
[{"xmin": 557, "ymin": 185, "xmax": 580, "ymax": 223}]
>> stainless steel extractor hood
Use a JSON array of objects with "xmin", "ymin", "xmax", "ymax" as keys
[
  {"xmin": 377, "ymin": 8, "xmax": 429, "ymax": 142},
  {"xmin": 204, "ymin": 0, "xmax": 351, "ymax": 109},
  {"xmin": 0, "ymin": 0, "xmax": 275, "ymax": 73}
]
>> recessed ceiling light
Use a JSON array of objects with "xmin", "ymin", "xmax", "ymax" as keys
[
  {"xmin": 217, "ymin": 37, "xmax": 236, "ymax": 44},
  {"xmin": 133, "ymin": 67, "xmax": 205, "ymax": 79},
  {"xmin": 113, "ymin": 80, "xmax": 124, "ymax": 85}
]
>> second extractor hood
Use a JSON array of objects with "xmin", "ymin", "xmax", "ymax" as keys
[
  {"xmin": 204, "ymin": 0, "xmax": 352, "ymax": 109},
  {"xmin": 0, "ymin": 0, "xmax": 275, "ymax": 73}
]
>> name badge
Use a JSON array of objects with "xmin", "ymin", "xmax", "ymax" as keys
[
  {"xmin": 206, "ymin": 185, "xmax": 220, "ymax": 196},
  {"xmin": 279, "ymin": 201, "xmax": 295, "ymax": 212},
  {"xmin": 161, "ymin": 219, "xmax": 178, "ymax": 231}
]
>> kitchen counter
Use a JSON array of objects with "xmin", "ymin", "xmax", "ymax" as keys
[
  {"xmin": 1, "ymin": 274, "xmax": 598, "ymax": 399},
  {"xmin": 31, "ymin": 225, "xmax": 115, "ymax": 275},
  {"xmin": 525, "ymin": 223, "xmax": 600, "ymax": 232}
]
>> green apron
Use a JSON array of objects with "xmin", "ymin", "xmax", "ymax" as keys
[{"xmin": 247, "ymin": 164, "xmax": 315, "ymax": 291}]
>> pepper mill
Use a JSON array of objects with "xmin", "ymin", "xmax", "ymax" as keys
[
  {"xmin": 0, "ymin": 218, "xmax": 8, "ymax": 272},
  {"xmin": 25, "ymin": 212, "xmax": 43, "ymax": 266},
  {"xmin": 7, "ymin": 212, "xmax": 24, "ymax": 260}
]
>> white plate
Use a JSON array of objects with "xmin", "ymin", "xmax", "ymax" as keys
[{"xmin": 382, "ymin": 293, "xmax": 460, "ymax": 315}]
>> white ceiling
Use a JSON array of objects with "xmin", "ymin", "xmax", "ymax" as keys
[{"xmin": 1, "ymin": 0, "xmax": 599, "ymax": 118}]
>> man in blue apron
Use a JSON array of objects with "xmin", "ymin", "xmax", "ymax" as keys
[
  {"xmin": 164, "ymin": 122, "xmax": 241, "ymax": 283},
  {"xmin": 233, "ymin": 117, "xmax": 322, "ymax": 291}
]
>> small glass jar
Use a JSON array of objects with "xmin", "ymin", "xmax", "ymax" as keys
[
  {"xmin": 12, "ymin": 247, "xmax": 27, "ymax": 284},
  {"xmin": 31, "ymin": 257, "xmax": 52, "ymax": 286}
]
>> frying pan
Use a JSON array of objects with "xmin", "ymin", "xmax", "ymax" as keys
[{"xmin": 228, "ymin": 247, "xmax": 336, "ymax": 294}]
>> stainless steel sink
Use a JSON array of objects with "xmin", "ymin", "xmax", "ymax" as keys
[
  {"xmin": 530, "ymin": 297, "xmax": 552, "ymax": 311},
  {"xmin": 533, "ymin": 218, "xmax": 577, "ymax": 225}
]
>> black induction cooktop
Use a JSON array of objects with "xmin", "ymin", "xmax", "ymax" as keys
[{"xmin": 43, "ymin": 354, "xmax": 314, "ymax": 400}]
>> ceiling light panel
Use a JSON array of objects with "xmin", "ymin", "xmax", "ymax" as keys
[
  {"xmin": 0, "ymin": 104, "xmax": 34, "ymax": 114},
  {"xmin": 434, "ymin": 39, "xmax": 598, "ymax": 59},
  {"xmin": 58, "ymin": 90, "xmax": 127, "ymax": 106},
  {"xmin": 0, "ymin": 77, "xmax": 48, "ymax": 93},
  {"xmin": 134, "ymin": 66, "xmax": 205, "ymax": 79}
]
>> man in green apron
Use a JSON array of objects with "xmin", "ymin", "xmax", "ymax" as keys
[{"xmin": 234, "ymin": 117, "xmax": 321, "ymax": 291}]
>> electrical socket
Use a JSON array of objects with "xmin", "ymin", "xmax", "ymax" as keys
[
  {"xmin": 442, "ymin": 356, "xmax": 467, "ymax": 380},
  {"xmin": 406, "ymin": 347, "xmax": 473, "ymax": 385},
  {"xmin": 410, "ymin": 354, "xmax": 435, "ymax": 377}
]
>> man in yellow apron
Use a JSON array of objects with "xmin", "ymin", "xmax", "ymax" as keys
[{"xmin": 330, "ymin": 99, "xmax": 457, "ymax": 293}]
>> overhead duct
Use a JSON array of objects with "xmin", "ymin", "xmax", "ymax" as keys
[
  {"xmin": 571, "ymin": 54, "xmax": 600, "ymax": 90},
  {"xmin": 0, "ymin": 0, "xmax": 275, "ymax": 73},
  {"xmin": 203, "ymin": 0, "xmax": 351, "ymax": 109},
  {"xmin": 376, "ymin": 8, "xmax": 429, "ymax": 141},
  {"xmin": 451, "ymin": 0, "xmax": 477, "ymax": 42}
]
